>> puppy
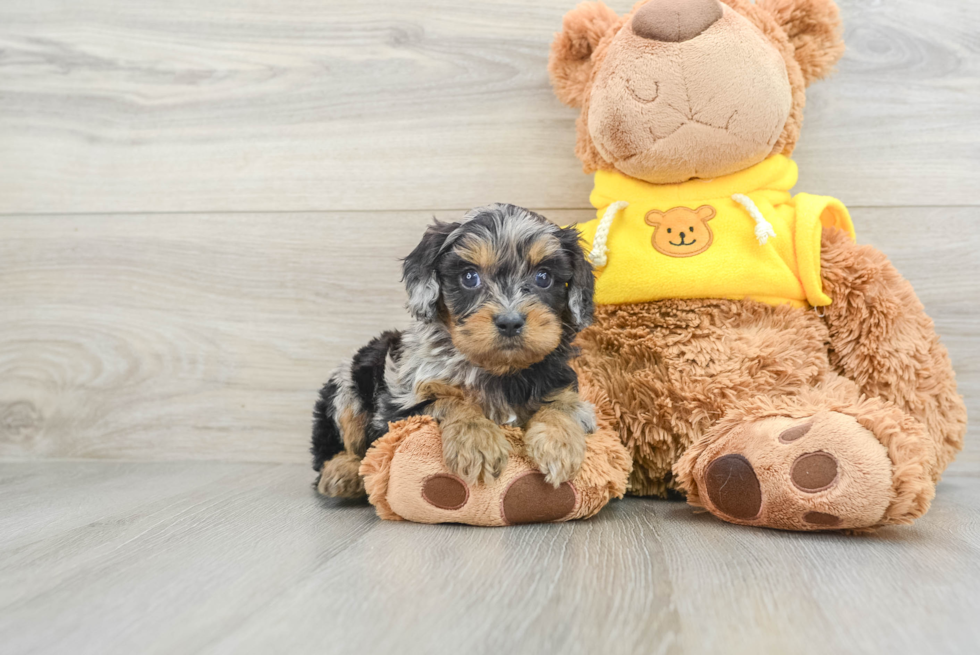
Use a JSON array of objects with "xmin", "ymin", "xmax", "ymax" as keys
[{"xmin": 311, "ymin": 203, "xmax": 597, "ymax": 498}]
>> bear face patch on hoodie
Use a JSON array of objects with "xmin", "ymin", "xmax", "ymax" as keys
[{"xmin": 577, "ymin": 155, "xmax": 855, "ymax": 308}]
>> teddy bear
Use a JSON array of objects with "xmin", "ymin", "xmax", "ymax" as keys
[
  {"xmin": 548, "ymin": 0, "xmax": 967, "ymax": 530},
  {"xmin": 359, "ymin": 397, "xmax": 631, "ymax": 525}
]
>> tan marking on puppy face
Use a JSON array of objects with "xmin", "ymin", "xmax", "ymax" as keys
[
  {"xmin": 644, "ymin": 205, "xmax": 715, "ymax": 257},
  {"xmin": 449, "ymin": 305, "xmax": 501, "ymax": 369},
  {"xmin": 527, "ymin": 235, "xmax": 561, "ymax": 266},
  {"xmin": 450, "ymin": 301, "xmax": 562, "ymax": 376},
  {"xmin": 339, "ymin": 407, "xmax": 367, "ymax": 456},
  {"xmin": 521, "ymin": 303, "xmax": 564, "ymax": 361},
  {"xmin": 454, "ymin": 234, "xmax": 499, "ymax": 270}
]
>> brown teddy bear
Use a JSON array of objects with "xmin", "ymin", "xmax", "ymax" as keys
[{"xmin": 549, "ymin": 0, "xmax": 967, "ymax": 530}]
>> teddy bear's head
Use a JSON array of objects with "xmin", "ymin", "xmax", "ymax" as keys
[{"xmin": 549, "ymin": 0, "xmax": 844, "ymax": 184}]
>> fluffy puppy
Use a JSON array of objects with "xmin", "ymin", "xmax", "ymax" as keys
[{"xmin": 312, "ymin": 203, "xmax": 597, "ymax": 498}]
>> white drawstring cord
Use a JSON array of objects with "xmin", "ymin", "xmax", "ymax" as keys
[
  {"xmin": 589, "ymin": 200, "xmax": 629, "ymax": 267},
  {"xmin": 731, "ymin": 193, "xmax": 776, "ymax": 245}
]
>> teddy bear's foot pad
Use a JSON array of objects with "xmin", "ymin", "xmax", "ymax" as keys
[
  {"xmin": 500, "ymin": 472, "xmax": 577, "ymax": 524},
  {"xmin": 360, "ymin": 415, "xmax": 630, "ymax": 526},
  {"xmin": 702, "ymin": 455, "xmax": 762, "ymax": 521},
  {"xmin": 421, "ymin": 474, "xmax": 470, "ymax": 510},
  {"xmin": 694, "ymin": 411, "xmax": 894, "ymax": 531},
  {"xmin": 421, "ymin": 472, "xmax": 576, "ymax": 523}
]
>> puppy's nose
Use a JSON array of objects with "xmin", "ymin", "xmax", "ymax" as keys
[
  {"xmin": 632, "ymin": 0, "xmax": 723, "ymax": 43},
  {"xmin": 494, "ymin": 312, "xmax": 526, "ymax": 338}
]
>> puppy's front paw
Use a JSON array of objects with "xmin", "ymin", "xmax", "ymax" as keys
[
  {"xmin": 524, "ymin": 415, "xmax": 587, "ymax": 487},
  {"xmin": 441, "ymin": 418, "xmax": 512, "ymax": 485}
]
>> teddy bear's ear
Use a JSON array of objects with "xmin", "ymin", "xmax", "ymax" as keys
[
  {"xmin": 695, "ymin": 205, "xmax": 716, "ymax": 221},
  {"xmin": 549, "ymin": 1, "xmax": 622, "ymax": 108},
  {"xmin": 644, "ymin": 210, "xmax": 664, "ymax": 227},
  {"xmin": 757, "ymin": 0, "xmax": 845, "ymax": 86}
]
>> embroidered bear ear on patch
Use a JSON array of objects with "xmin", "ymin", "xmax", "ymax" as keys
[{"xmin": 644, "ymin": 205, "xmax": 716, "ymax": 258}]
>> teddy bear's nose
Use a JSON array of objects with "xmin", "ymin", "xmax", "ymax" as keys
[{"xmin": 632, "ymin": 0, "xmax": 723, "ymax": 43}]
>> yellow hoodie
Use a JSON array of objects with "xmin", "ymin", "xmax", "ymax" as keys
[{"xmin": 576, "ymin": 155, "xmax": 854, "ymax": 308}]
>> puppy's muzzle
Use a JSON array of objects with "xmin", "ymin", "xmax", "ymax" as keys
[{"xmin": 493, "ymin": 311, "xmax": 526, "ymax": 338}]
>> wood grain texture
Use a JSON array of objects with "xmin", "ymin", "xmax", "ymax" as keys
[
  {"xmin": 0, "ymin": 461, "xmax": 978, "ymax": 655},
  {"xmin": 0, "ymin": 0, "xmax": 978, "ymax": 214},
  {"xmin": 0, "ymin": 0, "xmax": 976, "ymax": 650},
  {"xmin": 0, "ymin": 207, "xmax": 975, "ymax": 469}
]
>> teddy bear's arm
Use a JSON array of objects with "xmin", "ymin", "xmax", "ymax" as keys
[{"xmin": 819, "ymin": 227, "xmax": 967, "ymax": 476}]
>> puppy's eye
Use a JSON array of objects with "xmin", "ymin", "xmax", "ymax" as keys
[
  {"xmin": 461, "ymin": 269, "xmax": 482, "ymax": 289},
  {"xmin": 534, "ymin": 269, "xmax": 552, "ymax": 289}
]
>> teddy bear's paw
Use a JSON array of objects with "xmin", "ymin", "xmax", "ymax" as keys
[
  {"xmin": 367, "ymin": 415, "xmax": 631, "ymax": 525},
  {"xmin": 417, "ymin": 471, "xmax": 577, "ymax": 525},
  {"xmin": 693, "ymin": 411, "xmax": 895, "ymax": 531}
]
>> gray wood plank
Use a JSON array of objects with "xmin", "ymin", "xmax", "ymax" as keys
[
  {"xmin": 0, "ymin": 207, "xmax": 975, "ymax": 468},
  {"xmin": 0, "ymin": 0, "xmax": 977, "ymax": 214},
  {"xmin": 0, "ymin": 461, "xmax": 977, "ymax": 655}
]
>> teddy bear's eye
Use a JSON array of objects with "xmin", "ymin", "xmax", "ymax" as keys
[
  {"xmin": 689, "ymin": 226, "xmax": 694, "ymax": 232},
  {"xmin": 667, "ymin": 228, "xmax": 672, "ymax": 234}
]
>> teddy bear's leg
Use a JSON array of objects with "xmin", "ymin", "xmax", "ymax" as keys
[
  {"xmin": 674, "ymin": 379, "xmax": 938, "ymax": 531},
  {"xmin": 819, "ymin": 227, "xmax": 967, "ymax": 479},
  {"xmin": 360, "ymin": 416, "xmax": 630, "ymax": 525},
  {"xmin": 572, "ymin": 298, "xmax": 847, "ymax": 500}
]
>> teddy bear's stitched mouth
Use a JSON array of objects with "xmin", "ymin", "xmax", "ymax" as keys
[{"xmin": 670, "ymin": 237, "xmax": 696, "ymax": 247}]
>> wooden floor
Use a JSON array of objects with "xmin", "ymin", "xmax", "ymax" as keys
[
  {"xmin": 1, "ymin": 461, "xmax": 978, "ymax": 655},
  {"xmin": 1, "ymin": 0, "xmax": 979, "ymax": 653}
]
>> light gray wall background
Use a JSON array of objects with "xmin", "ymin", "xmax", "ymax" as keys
[{"xmin": 0, "ymin": 0, "xmax": 976, "ymax": 472}]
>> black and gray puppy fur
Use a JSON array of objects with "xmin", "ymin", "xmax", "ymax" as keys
[{"xmin": 311, "ymin": 203, "xmax": 596, "ymax": 497}]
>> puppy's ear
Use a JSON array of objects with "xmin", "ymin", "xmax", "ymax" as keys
[
  {"xmin": 549, "ymin": 1, "xmax": 621, "ymax": 108},
  {"xmin": 402, "ymin": 220, "xmax": 458, "ymax": 323},
  {"xmin": 758, "ymin": 0, "xmax": 845, "ymax": 86},
  {"xmin": 557, "ymin": 225, "xmax": 596, "ymax": 331}
]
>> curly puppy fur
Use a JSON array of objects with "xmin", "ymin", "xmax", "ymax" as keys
[{"xmin": 312, "ymin": 204, "xmax": 599, "ymax": 495}]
